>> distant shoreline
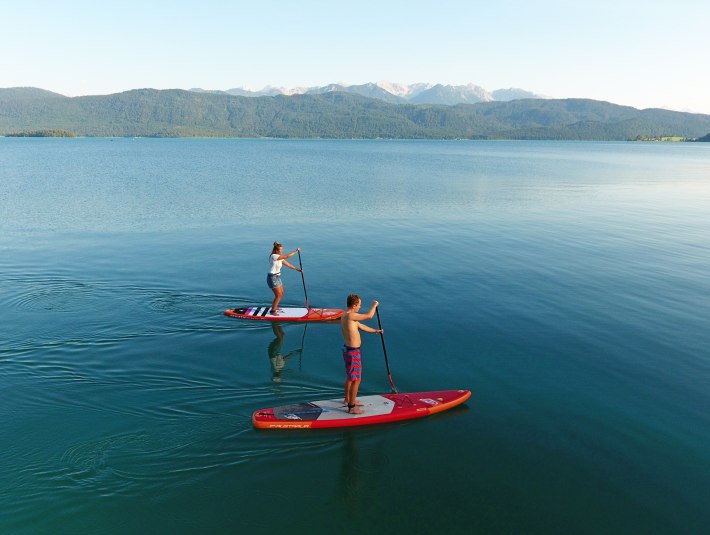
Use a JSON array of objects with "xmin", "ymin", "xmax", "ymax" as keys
[
  {"xmin": 3, "ymin": 88, "xmax": 710, "ymax": 141},
  {"xmin": 2, "ymin": 133, "xmax": 706, "ymax": 142},
  {"xmin": 4, "ymin": 129, "xmax": 76, "ymax": 138}
]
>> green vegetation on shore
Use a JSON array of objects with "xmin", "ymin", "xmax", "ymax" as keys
[
  {"xmin": 632, "ymin": 135, "xmax": 693, "ymax": 142},
  {"xmin": 6, "ymin": 129, "xmax": 76, "ymax": 137},
  {"xmin": 2, "ymin": 87, "xmax": 710, "ymax": 140}
]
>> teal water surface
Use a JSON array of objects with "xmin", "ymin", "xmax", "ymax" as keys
[{"xmin": 1, "ymin": 138, "xmax": 709, "ymax": 534}]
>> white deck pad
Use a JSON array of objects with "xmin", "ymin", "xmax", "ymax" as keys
[
  {"xmin": 307, "ymin": 395, "xmax": 395, "ymax": 420},
  {"xmin": 246, "ymin": 306, "xmax": 309, "ymax": 319}
]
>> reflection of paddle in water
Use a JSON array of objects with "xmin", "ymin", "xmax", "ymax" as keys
[{"xmin": 267, "ymin": 323, "xmax": 305, "ymax": 382}]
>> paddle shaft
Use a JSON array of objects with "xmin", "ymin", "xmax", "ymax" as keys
[
  {"xmin": 376, "ymin": 307, "xmax": 398, "ymax": 393},
  {"xmin": 297, "ymin": 250, "xmax": 309, "ymax": 308}
]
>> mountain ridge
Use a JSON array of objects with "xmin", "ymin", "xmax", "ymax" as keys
[
  {"xmin": 1, "ymin": 87, "xmax": 709, "ymax": 140},
  {"xmin": 189, "ymin": 81, "xmax": 542, "ymax": 106}
]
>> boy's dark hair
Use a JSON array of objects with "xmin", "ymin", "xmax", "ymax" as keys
[{"xmin": 346, "ymin": 294, "xmax": 361, "ymax": 308}]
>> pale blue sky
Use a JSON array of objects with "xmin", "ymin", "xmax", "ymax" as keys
[{"xmin": 2, "ymin": 0, "xmax": 708, "ymax": 113}]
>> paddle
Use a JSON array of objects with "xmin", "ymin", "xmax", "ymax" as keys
[
  {"xmin": 376, "ymin": 307, "xmax": 398, "ymax": 393},
  {"xmin": 297, "ymin": 250, "xmax": 309, "ymax": 309}
]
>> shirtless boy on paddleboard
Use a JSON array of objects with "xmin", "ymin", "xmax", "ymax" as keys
[{"xmin": 341, "ymin": 294, "xmax": 383, "ymax": 414}]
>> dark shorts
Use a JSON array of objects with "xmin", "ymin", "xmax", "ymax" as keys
[
  {"xmin": 343, "ymin": 345, "xmax": 362, "ymax": 381},
  {"xmin": 267, "ymin": 273, "xmax": 282, "ymax": 289}
]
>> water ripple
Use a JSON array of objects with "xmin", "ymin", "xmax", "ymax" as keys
[{"xmin": 1, "ymin": 277, "xmax": 115, "ymax": 312}]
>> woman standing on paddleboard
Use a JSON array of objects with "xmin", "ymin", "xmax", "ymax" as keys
[{"xmin": 268, "ymin": 242, "xmax": 302, "ymax": 314}]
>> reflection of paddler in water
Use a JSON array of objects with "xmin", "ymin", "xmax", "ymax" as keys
[
  {"xmin": 267, "ymin": 323, "xmax": 304, "ymax": 382},
  {"xmin": 340, "ymin": 432, "xmax": 361, "ymax": 516}
]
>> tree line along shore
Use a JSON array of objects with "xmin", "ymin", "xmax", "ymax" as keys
[{"xmin": 2, "ymin": 88, "xmax": 710, "ymax": 140}]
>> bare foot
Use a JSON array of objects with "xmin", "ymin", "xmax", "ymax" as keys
[{"xmin": 348, "ymin": 405, "xmax": 364, "ymax": 415}]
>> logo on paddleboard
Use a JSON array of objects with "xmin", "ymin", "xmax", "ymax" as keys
[
  {"xmin": 419, "ymin": 398, "xmax": 439, "ymax": 406},
  {"xmin": 284, "ymin": 413, "xmax": 302, "ymax": 420}
]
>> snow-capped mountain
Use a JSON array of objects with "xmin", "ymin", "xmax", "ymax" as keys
[
  {"xmin": 190, "ymin": 82, "xmax": 542, "ymax": 106},
  {"xmin": 409, "ymin": 83, "xmax": 493, "ymax": 105},
  {"xmin": 375, "ymin": 81, "xmax": 433, "ymax": 99},
  {"xmin": 304, "ymin": 83, "xmax": 406, "ymax": 104}
]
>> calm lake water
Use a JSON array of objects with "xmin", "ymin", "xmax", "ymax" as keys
[{"xmin": 1, "ymin": 138, "xmax": 709, "ymax": 534}]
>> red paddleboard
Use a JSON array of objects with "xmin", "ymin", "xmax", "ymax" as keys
[
  {"xmin": 253, "ymin": 389, "xmax": 471, "ymax": 429},
  {"xmin": 224, "ymin": 306, "xmax": 343, "ymax": 322}
]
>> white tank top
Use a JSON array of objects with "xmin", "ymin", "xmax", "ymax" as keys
[{"xmin": 269, "ymin": 253, "xmax": 282, "ymax": 274}]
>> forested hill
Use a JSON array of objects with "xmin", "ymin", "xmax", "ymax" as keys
[{"xmin": 2, "ymin": 87, "xmax": 710, "ymax": 140}]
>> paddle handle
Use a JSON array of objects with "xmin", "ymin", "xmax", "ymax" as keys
[
  {"xmin": 376, "ymin": 307, "xmax": 398, "ymax": 393},
  {"xmin": 297, "ymin": 250, "xmax": 309, "ymax": 309}
]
